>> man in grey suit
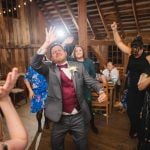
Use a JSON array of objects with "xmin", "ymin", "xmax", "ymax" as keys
[{"xmin": 31, "ymin": 27, "xmax": 106, "ymax": 150}]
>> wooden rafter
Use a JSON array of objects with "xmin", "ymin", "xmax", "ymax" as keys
[
  {"xmin": 78, "ymin": 0, "xmax": 88, "ymax": 57},
  {"xmin": 87, "ymin": 15, "xmax": 95, "ymax": 39},
  {"xmin": 112, "ymin": 0, "xmax": 125, "ymax": 38},
  {"xmin": 36, "ymin": 0, "xmax": 53, "ymax": 23},
  {"xmin": 64, "ymin": 0, "xmax": 79, "ymax": 30},
  {"xmin": 131, "ymin": 0, "xmax": 140, "ymax": 34},
  {"xmin": 64, "ymin": 0, "xmax": 95, "ymax": 38},
  {"xmin": 94, "ymin": 0, "xmax": 110, "ymax": 38},
  {"xmin": 51, "ymin": 0, "xmax": 70, "ymax": 34}
]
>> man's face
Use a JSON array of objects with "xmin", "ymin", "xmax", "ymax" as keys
[
  {"xmin": 107, "ymin": 62, "xmax": 113, "ymax": 71},
  {"xmin": 51, "ymin": 45, "xmax": 67, "ymax": 63}
]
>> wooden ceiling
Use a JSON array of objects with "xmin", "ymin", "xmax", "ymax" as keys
[{"xmin": 35, "ymin": 0, "xmax": 150, "ymax": 42}]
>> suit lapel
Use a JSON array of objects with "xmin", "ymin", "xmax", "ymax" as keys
[{"xmin": 54, "ymin": 65, "xmax": 61, "ymax": 84}]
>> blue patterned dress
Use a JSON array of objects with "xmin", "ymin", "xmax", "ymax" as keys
[{"xmin": 24, "ymin": 66, "xmax": 48, "ymax": 113}]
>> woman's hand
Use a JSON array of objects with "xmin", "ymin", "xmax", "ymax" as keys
[
  {"xmin": 62, "ymin": 36, "xmax": 74, "ymax": 46},
  {"xmin": 0, "ymin": 68, "xmax": 18, "ymax": 99},
  {"xmin": 138, "ymin": 76, "xmax": 150, "ymax": 91},
  {"xmin": 111, "ymin": 22, "xmax": 117, "ymax": 31}
]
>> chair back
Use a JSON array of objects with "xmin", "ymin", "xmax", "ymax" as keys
[{"xmin": 92, "ymin": 84, "xmax": 109, "ymax": 125}]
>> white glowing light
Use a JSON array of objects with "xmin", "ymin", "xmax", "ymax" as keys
[{"xmin": 56, "ymin": 29, "xmax": 66, "ymax": 38}]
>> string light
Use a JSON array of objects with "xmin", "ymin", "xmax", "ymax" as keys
[{"xmin": 0, "ymin": 0, "xmax": 33, "ymax": 15}]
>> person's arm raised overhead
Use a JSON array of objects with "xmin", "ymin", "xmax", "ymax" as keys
[
  {"xmin": 0, "ymin": 68, "xmax": 28, "ymax": 150},
  {"xmin": 111, "ymin": 22, "xmax": 131, "ymax": 55},
  {"xmin": 38, "ymin": 27, "xmax": 57, "ymax": 54}
]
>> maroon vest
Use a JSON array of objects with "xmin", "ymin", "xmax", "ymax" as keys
[{"xmin": 60, "ymin": 70, "xmax": 80, "ymax": 113}]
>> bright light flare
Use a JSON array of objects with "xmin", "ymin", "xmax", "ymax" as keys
[{"xmin": 55, "ymin": 29, "xmax": 66, "ymax": 38}]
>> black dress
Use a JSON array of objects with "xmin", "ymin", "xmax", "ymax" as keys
[
  {"xmin": 138, "ymin": 68, "xmax": 150, "ymax": 150},
  {"xmin": 126, "ymin": 52, "xmax": 149, "ymax": 136}
]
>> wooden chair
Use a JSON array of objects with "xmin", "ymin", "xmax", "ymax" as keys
[
  {"xmin": 92, "ymin": 85, "xmax": 109, "ymax": 125},
  {"xmin": 10, "ymin": 73, "xmax": 28, "ymax": 106}
]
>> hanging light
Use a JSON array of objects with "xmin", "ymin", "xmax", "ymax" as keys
[
  {"xmin": 14, "ymin": 7, "xmax": 17, "ymax": 11},
  {"xmin": 18, "ymin": 5, "xmax": 21, "ymax": 8},
  {"xmin": 24, "ymin": 2, "xmax": 27, "ymax": 5},
  {"xmin": 8, "ymin": 9, "xmax": 11, "ymax": 12}
]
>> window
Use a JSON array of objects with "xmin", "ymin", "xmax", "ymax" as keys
[
  {"xmin": 108, "ymin": 45, "xmax": 123, "ymax": 65},
  {"xmin": 143, "ymin": 44, "xmax": 150, "ymax": 54},
  {"xmin": 2, "ymin": 0, "xmax": 18, "ymax": 18},
  {"xmin": 88, "ymin": 49, "xmax": 97, "ymax": 62}
]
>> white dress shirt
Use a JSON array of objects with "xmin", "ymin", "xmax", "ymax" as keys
[{"xmin": 102, "ymin": 67, "xmax": 120, "ymax": 85}]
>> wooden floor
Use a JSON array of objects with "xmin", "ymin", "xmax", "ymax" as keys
[{"xmin": 3, "ymin": 101, "xmax": 138, "ymax": 150}]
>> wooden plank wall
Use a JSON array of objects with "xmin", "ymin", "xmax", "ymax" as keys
[
  {"xmin": 0, "ymin": 0, "xmax": 46, "ymax": 47},
  {"xmin": 0, "ymin": 0, "xmax": 46, "ymax": 77},
  {"xmin": 0, "ymin": 47, "xmax": 38, "ymax": 78}
]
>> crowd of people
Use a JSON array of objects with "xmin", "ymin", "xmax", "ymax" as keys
[{"xmin": 0, "ymin": 22, "xmax": 149, "ymax": 150}]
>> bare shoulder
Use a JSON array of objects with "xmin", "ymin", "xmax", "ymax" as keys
[{"xmin": 146, "ymin": 54, "xmax": 150, "ymax": 64}]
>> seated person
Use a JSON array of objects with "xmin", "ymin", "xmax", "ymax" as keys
[
  {"xmin": 103, "ymin": 61, "xmax": 121, "ymax": 104},
  {"xmin": 102, "ymin": 61, "xmax": 120, "ymax": 85}
]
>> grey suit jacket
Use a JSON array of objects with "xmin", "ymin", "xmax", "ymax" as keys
[{"xmin": 31, "ymin": 54, "xmax": 101, "ymax": 123}]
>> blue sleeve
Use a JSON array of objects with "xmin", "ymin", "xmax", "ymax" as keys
[{"xmin": 24, "ymin": 67, "xmax": 32, "ymax": 82}]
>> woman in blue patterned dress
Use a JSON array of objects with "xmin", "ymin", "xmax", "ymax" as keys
[{"xmin": 24, "ymin": 66, "xmax": 49, "ymax": 132}]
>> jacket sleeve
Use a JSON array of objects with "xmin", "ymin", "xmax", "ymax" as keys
[
  {"xmin": 80, "ymin": 63, "xmax": 102, "ymax": 93},
  {"xmin": 30, "ymin": 54, "xmax": 49, "ymax": 77}
]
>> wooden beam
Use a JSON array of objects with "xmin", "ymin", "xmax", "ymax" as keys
[
  {"xmin": 78, "ymin": 0, "xmax": 88, "ymax": 57},
  {"xmin": 112, "ymin": 0, "xmax": 125, "ymax": 38},
  {"xmin": 36, "ymin": 0, "xmax": 53, "ymax": 25},
  {"xmin": 0, "ymin": 0, "xmax": 6, "ymax": 46},
  {"xmin": 51, "ymin": 0, "xmax": 70, "ymax": 34},
  {"xmin": 94, "ymin": 0, "xmax": 110, "ymax": 38},
  {"xmin": 87, "ymin": 15, "xmax": 95, "ymax": 39},
  {"xmin": 64, "ymin": 0, "xmax": 95, "ymax": 38},
  {"xmin": 131, "ymin": 0, "xmax": 140, "ymax": 34},
  {"xmin": 64, "ymin": 0, "xmax": 79, "ymax": 30},
  {"xmin": 91, "ymin": 45, "xmax": 106, "ymax": 67},
  {"xmin": 89, "ymin": 39, "xmax": 114, "ymax": 45}
]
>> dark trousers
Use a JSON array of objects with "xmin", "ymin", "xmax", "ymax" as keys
[
  {"xmin": 51, "ymin": 113, "xmax": 88, "ymax": 150},
  {"xmin": 127, "ymin": 87, "xmax": 145, "ymax": 134}
]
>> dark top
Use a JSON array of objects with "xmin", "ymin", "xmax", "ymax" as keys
[{"xmin": 127, "ymin": 52, "xmax": 150, "ymax": 88}]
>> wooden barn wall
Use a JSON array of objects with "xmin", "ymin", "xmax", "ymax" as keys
[
  {"xmin": 0, "ymin": 47, "xmax": 38, "ymax": 79},
  {"xmin": 0, "ymin": 0, "xmax": 46, "ymax": 47},
  {"xmin": 0, "ymin": 0, "xmax": 46, "ymax": 77}
]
